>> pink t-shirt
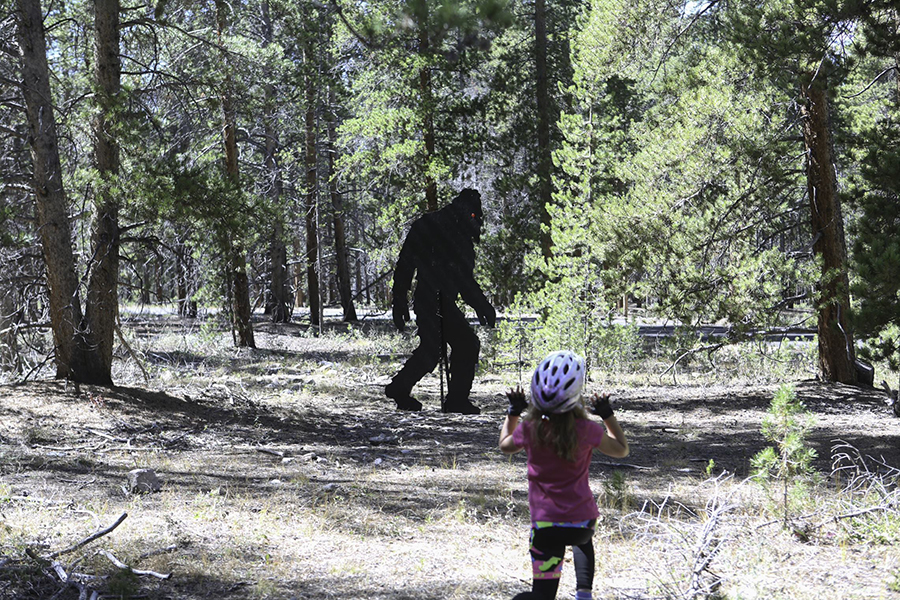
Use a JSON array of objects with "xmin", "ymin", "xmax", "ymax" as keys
[{"xmin": 512, "ymin": 418, "xmax": 606, "ymax": 523}]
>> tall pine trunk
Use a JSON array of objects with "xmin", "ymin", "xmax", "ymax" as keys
[
  {"xmin": 262, "ymin": 0, "xmax": 290, "ymax": 323},
  {"xmin": 305, "ymin": 51, "xmax": 322, "ymax": 329},
  {"xmin": 293, "ymin": 234, "xmax": 305, "ymax": 308},
  {"xmin": 84, "ymin": 0, "xmax": 122, "ymax": 384},
  {"xmin": 800, "ymin": 75, "xmax": 856, "ymax": 383},
  {"xmin": 327, "ymin": 86, "xmax": 356, "ymax": 322},
  {"xmin": 535, "ymin": 0, "xmax": 553, "ymax": 259},
  {"xmin": 267, "ymin": 218, "xmax": 290, "ymax": 322},
  {"xmin": 216, "ymin": 2, "xmax": 254, "ymax": 348},
  {"xmin": 16, "ymin": 0, "xmax": 102, "ymax": 381},
  {"xmin": 175, "ymin": 239, "xmax": 197, "ymax": 317},
  {"xmin": 417, "ymin": 11, "xmax": 437, "ymax": 212}
]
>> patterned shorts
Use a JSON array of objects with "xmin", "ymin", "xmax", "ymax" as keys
[{"xmin": 529, "ymin": 519, "xmax": 595, "ymax": 580}]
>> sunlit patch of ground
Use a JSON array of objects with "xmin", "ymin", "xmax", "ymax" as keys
[{"xmin": 1, "ymin": 316, "xmax": 899, "ymax": 599}]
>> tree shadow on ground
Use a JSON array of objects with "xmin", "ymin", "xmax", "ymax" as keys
[
  {"xmin": 80, "ymin": 378, "xmax": 900, "ymax": 495},
  {"xmin": 612, "ymin": 380, "xmax": 898, "ymax": 479},
  {"xmin": 2, "ymin": 377, "xmax": 899, "ymax": 600},
  {"xmin": 4, "ymin": 378, "xmax": 898, "ymax": 502},
  {"xmin": 164, "ymin": 573, "xmax": 523, "ymax": 600}
]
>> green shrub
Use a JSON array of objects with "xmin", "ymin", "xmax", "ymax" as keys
[{"xmin": 497, "ymin": 293, "xmax": 644, "ymax": 381}]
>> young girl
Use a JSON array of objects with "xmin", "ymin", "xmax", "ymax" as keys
[{"xmin": 499, "ymin": 350, "xmax": 629, "ymax": 600}]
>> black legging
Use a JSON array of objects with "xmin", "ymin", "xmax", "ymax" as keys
[{"xmin": 513, "ymin": 523, "xmax": 596, "ymax": 600}]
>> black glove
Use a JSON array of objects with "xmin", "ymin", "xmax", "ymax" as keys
[
  {"xmin": 392, "ymin": 299, "xmax": 410, "ymax": 332},
  {"xmin": 506, "ymin": 386, "xmax": 528, "ymax": 417},
  {"xmin": 590, "ymin": 393, "xmax": 614, "ymax": 420}
]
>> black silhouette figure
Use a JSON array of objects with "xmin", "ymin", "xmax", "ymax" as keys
[{"xmin": 386, "ymin": 188, "xmax": 496, "ymax": 414}]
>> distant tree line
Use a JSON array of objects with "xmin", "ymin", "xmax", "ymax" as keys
[{"xmin": 0, "ymin": 0, "xmax": 897, "ymax": 387}]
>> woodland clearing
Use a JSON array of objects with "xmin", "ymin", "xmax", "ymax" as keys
[{"xmin": 0, "ymin": 314, "xmax": 898, "ymax": 600}]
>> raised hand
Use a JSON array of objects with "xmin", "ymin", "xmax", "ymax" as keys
[
  {"xmin": 506, "ymin": 386, "xmax": 528, "ymax": 417},
  {"xmin": 589, "ymin": 392, "xmax": 614, "ymax": 420}
]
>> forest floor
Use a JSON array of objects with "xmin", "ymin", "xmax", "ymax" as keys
[{"xmin": 1, "ymin": 313, "xmax": 899, "ymax": 600}]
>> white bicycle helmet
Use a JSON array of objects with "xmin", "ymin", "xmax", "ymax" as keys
[{"xmin": 530, "ymin": 350, "xmax": 586, "ymax": 413}]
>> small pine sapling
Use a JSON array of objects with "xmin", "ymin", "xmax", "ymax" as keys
[{"xmin": 751, "ymin": 384, "xmax": 817, "ymax": 527}]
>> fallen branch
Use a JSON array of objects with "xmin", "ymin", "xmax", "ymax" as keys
[
  {"xmin": 138, "ymin": 544, "xmax": 178, "ymax": 561},
  {"xmin": 686, "ymin": 496, "xmax": 734, "ymax": 599},
  {"xmin": 596, "ymin": 461, "xmax": 653, "ymax": 471},
  {"xmin": 830, "ymin": 505, "xmax": 895, "ymax": 521},
  {"xmin": 16, "ymin": 512, "xmax": 172, "ymax": 599},
  {"xmin": 50, "ymin": 561, "xmax": 68, "ymax": 583},
  {"xmin": 43, "ymin": 559, "xmax": 102, "ymax": 600},
  {"xmin": 96, "ymin": 445, "xmax": 162, "ymax": 453},
  {"xmin": 116, "ymin": 319, "xmax": 150, "ymax": 383},
  {"xmin": 48, "ymin": 512, "xmax": 127, "ymax": 559},
  {"xmin": 98, "ymin": 549, "xmax": 172, "ymax": 580},
  {"xmin": 33, "ymin": 443, "xmax": 105, "ymax": 452},
  {"xmin": 85, "ymin": 428, "xmax": 128, "ymax": 443},
  {"xmin": 256, "ymin": 447, "xmax": 285, "ymax": 458},
  {"xmin": 8, "ymin": 495, "xmax": 73, "ymax": 506}
]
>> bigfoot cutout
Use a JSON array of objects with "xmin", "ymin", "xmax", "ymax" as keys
[{"xmin": 386, "ymin": 189, "xmax": 496, "ymax": 414}]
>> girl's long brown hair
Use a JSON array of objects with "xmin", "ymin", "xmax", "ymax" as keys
[{"xmin": 523, "ymin": 402, "xmax": 589, "ymax": 462}]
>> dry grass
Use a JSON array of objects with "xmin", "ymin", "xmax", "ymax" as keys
[{"xmin": 0, "ymin": 313, "xmax": 899, "ymax": 599}]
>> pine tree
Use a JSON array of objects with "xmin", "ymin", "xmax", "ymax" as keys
[
  {"xmin": 481, "ymin": 0, "xmax": 581, "ymax": 300},
  {"xmin": 721, "ymin": 0, "xmax": 861, "ymax": 383},
  {"xmin": 840, "ymin": 6, "xmax": 900, "ymax": 374},
  {"xmin": 850, "ymin": 123, "xmax": 900, "ymax": 371},
  {"xmin": 529, "ymin": 0, "xmax": 812, "ymax": 365},
  {"xmin": 334, "ymin": 0, "xmax": 511, "ymax": 303}
]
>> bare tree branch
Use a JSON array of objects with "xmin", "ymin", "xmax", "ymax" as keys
[
  {"xmin": 843, "ymin": 66, "xmax": 897, "ymax": 99},
  {"xmin": 48, "ymin": 512, "xmax": 128, "ymax": 559},
  {"xmin": 651, "ymin": 0, "xmax": 721, "ymax": 84},
  {"xmin": 329, "ymin": 0, "xmax": 380, "ymax": 50},
  {"xmin": 98, "ymin": 549, "xmax": 172, "ymax": 580}
]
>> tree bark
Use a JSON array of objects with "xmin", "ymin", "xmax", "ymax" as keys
[
  {"xmin": 16, "ymin": 0, "xmax": 100, "ymax": 381},
  {"xmin": 217, "ymin": 1, "xmax": 255, "ymax": 347},
  {"xmin": 262, "ymin": 0, "xmax": 291, "ymax": 323},
  {"xmin": 800, "ymin": 75, "xmax": 856, "ymax": 383},
  {"xmin": 535, "ymin": 0, "xmax": 553, "ymax": 259},
  {"xmin": 418, "ymin": 12, "xmax": 437, "ymax": 212},
  {"xmin": 175, "ymin": 239, "xmax": 197, "ymax": 317},
  {"xmin": 229, "ymin": 245, "xmax": 255, "ymax": 346},
  {"xmin": 293, "ymin": 234, "xmax": 305, "ymax": 308},
  {"xmin": 327, "ymin": 85, "xmax": 356, "ymax": 322},
  {"xmin": 84, "ymin": 0, "xmax": 122, "ymax": 384},
  {"xmin": 267, "ymin": 219, "xmax": 290, "ymax": 322},
  {"xmin": 305, "ymin": 50, "xmax": 322, "ymax": 328}
]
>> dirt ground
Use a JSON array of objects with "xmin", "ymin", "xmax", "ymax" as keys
[{"xmin": 0, "ymin": 318, "xmax": 899, "ymax": 599}]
